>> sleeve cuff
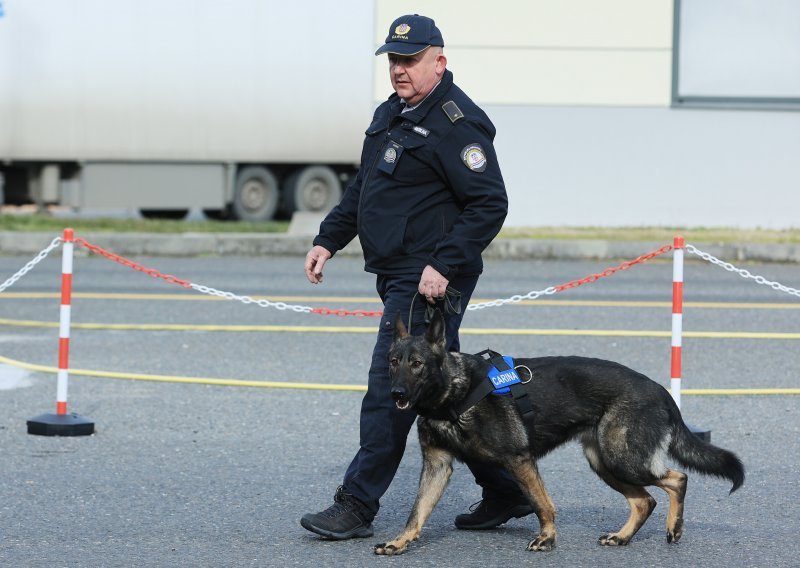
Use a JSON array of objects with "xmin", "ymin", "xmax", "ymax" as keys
[
  {"xmin": 313, "ymin": 236, "xmax": 339, "ymax": 257},
  {"xmin": 427, "ymin": 255, "xmax": 456, "ymax": 278}
]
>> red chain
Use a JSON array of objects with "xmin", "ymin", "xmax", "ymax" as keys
[
  {"xmin": 554, "ymin": 244, "xmax": 674, "ymax": 292},
  {"xmin": 73, "ymin": 235, "xmax": 673, "ymax": 312},
  {"xmin": 311, "ymin": 308, "xmax": 384, "ymax": 317},
  {"xmin": 74, "ymin": 238, "xmax": 193, "ymax": 288}
]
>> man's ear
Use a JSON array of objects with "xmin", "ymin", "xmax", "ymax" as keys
[
  {"xmin": 424, "ymin": 308, "xmax": 446, "ymax": 350},
  {"xmin": 393, "ymin": 312, "xmax": 409, "ymax": 340}
]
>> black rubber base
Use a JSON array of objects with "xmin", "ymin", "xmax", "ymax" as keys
[
  {"xmin": 687, "ymin": 422, "xmax": 711, "ymax": 443},
  {"xmin": 27, "ymin": 413, "xmax": 95, "ymax": 436}
]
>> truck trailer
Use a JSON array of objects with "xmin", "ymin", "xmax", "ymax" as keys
[{"xmin": 0, "ymin": 0, "xmax": 374, "ymax": 220}]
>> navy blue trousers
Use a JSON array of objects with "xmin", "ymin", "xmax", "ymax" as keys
[{"xmin": 342, "ymin": 272, "xmax": 525, "ymax": 518}]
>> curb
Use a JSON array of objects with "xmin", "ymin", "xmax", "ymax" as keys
[{"xmin": 1, "ymin": 231, "xmax": 799, "ymax": 263}]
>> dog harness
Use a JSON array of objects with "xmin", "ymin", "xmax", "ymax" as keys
[{"xmin": 450, "ymin": 349, "xmax": 535, "ymax": 423}]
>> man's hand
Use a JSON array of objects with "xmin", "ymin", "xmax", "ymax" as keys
[
  {"xmin": 304, "ymin": 245, "xmax": 332, "ymax": 284},
  {"xmin": 419, "ymin": 265, "xmax": 449, "ymax": 303}
]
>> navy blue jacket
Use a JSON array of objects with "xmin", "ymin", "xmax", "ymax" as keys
[{"xmin": 313, "ymin": 70, "xmax": 508, "ymax": 277}]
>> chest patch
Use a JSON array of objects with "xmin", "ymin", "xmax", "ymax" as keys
[
  {"xmin": 413, "ymin": 125, "xmax": 430, "ymax": 137},
  {"xmin": 461, "ymin": 143, "xmax": 487, "ymax": 172},
  {"xmin": 378, "ymin": 141, "xmax": 404, "ymax": 175}
]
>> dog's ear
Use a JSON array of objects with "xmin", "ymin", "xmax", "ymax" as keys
[
  {"xmin": 424, "ymin": 308, "xmax": 446, "ymax": 350},
  {"xmin": 393, "ymin": 312, "xmax": 409, "ymax": 339}
]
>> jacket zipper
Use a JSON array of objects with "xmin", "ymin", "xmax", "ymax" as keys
[{"xmin": 357, "ymin": 113, "xmax": 399, "ymax": 234}]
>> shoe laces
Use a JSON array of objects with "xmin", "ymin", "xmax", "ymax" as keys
[
  {"xmin": 321, "ymin": 486, "xmax": 361, "ymax": 519},
  {"xmin": 320, "ymin": 501, "xmax": 351, "ymax": 519}
]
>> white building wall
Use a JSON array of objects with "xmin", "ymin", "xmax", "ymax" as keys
[{"xmin": 373, "ymin": 1, "xmax": 800, "ymax": 228}]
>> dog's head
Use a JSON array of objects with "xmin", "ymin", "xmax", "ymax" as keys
[{"xmin": 387, "ymin": 309, "xmax": 447, "ymax": 412}]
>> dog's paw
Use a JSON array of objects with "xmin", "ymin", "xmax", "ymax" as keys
[
  {"xmin": 666, "ymin": 518, "xmax": 684, "ymax": 543},
  {"xmin": 598, "ymin": 533, "xmax": 630, "ymax": 546},
  {"xmin": 374, "ymin": 541, "xmax": 407, "ymax": 556},
  {"xmin": 666, "ymin": 528, "xmax": 683, "ymax": 544},
  {"xmin": 526, "ymin": 534, "xmax": 555, "ymax": 552}
]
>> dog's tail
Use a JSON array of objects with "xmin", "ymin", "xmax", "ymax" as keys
[{"xmin": 669, "ymin": 422, "xmax": 745, "ymax": 494}]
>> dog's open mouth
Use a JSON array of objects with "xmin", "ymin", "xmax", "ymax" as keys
[{"xmin": 395, "ymin": 399, "xmax": 411, "ymax": 411}]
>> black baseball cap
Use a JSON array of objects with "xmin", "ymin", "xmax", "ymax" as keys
[{"xmin": 375, "ymin": 14, "xmax": 444, "ymax": 56}]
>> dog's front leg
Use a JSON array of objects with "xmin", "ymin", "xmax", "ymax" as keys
[
  {"xmin": 507, "ymin": 458, "xmax": 557, "ymax": 551},
  {"xmin": 374, "ymin": 447, "xmax": 454, "ymax": 556}
]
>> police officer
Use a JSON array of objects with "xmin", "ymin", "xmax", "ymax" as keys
[{"xmin": 301, "ymin": 14, "xmax": 532, "ymax": 539}]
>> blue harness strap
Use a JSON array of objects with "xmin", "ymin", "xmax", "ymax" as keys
[
  {"xmin": 488, "ymin": 355, "xmax": 521, "ymax": 394},
  {"xmin": 450, "ymin": 349, "xmax": 535, "ymax": 423}
]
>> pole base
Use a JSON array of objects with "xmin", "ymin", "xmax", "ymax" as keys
[
  {"xmin": 686, "ymin": 422, "xmax": 711, "ymax": 443},
  {"xmin": 27, "ymin": 412, "xmax": 95, "ymax": 436}
]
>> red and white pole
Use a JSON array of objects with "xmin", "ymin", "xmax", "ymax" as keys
[
  {"xmin": 670, "ymin": 236, "xmax": 710, "ymax": 441},
  {"xmin": 56, "ymin": 227, "xmax": 74, "ymax": 415},
  {"xmin": 671, "ymin": 235, "xmax": 684, "ymax": 409},
  {"xmin": 27, "ymin": 228, "xmax": 94, "ymax": 436}
]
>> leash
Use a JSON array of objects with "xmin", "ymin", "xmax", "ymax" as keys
[{"xmin": 407, "ymin": 286, "xmax": 462, "ymax": 331}]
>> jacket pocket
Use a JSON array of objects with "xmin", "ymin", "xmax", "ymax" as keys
[
  {"xmin": 361, "ymin": 215, "xmax": 408, "ymax": 259},
  {"xmin": 376, "ymin": 133, "xmax": 426, "ymax": 179},
  {"xmin": 403, "ymin": 204, "xmax": 459, "ymax": 254}
]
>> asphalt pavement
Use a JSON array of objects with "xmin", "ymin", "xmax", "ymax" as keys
[{"xmin": 0, "ymin": 245, "xmax": 798, "ymax": 567}]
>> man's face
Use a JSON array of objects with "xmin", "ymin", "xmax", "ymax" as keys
[{"xmin": 388, "ymin": 47, "xmax": 445, "ymax": 106}]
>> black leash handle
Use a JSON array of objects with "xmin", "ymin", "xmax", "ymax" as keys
[{"xmin": 407, "ymin": 286, "xmax": 462, "ymax": 331}]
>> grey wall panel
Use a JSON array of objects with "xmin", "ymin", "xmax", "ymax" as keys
[{"xmin": 489, "ymin": 105, "xmax": 800, "ymax": 228}]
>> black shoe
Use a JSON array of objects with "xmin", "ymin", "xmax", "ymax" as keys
[
  {"xmin": 454, "ymin": 498, "xmax": 535, "ymax": 530},
  {"xmin": 300, "ymin": 486, "xmax": 374, "ymax": 540}
]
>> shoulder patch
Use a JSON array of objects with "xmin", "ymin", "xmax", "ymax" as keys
[
  {"xmin": 461, "ymin": 143, "xmax": 487, "ymax": 172},
  {"xmin": 442, "ymin": 100, "xmax": 464, "ymax": 123}
]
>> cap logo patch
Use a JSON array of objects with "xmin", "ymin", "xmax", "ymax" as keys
[
  {"xmin": 461, "ymin": 144, "xmax": 487, "ymax": 172},
  {"xmin": 395, "ymin": 23, "xmax": 411, "ymax": 35}
]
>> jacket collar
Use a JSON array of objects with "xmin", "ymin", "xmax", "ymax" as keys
[{"xmin": 387, "ymin": 69, "xmax": 454, "ymax": 124}]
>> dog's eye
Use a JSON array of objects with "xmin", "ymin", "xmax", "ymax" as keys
[
  {"xmin": 389, "ymin": 357, "xmax": 399, "ymax": 367},
  {"xmin": 411, "ymin": 360, "xmax": 423, "ymax": 369}
]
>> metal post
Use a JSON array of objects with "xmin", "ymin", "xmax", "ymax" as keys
[
  {"xmin": 27, "ymin": 228, "xmax": 94, "ymax": 436},
  {"xmin": 671, "ymin": 236, "xmax": 684, "ymax": 408},
  {"xmin": 672, "ymin": 235, "xmax": 710, "ymax": 442}
]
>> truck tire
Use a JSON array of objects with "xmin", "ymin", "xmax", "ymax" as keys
[
  {"xmin": 282, "ymin": 165, "xmax": 342, "ymax": 214},
  {"xmin": 232, "ymin": 166, "xmax": 279, "ymax": 222}
]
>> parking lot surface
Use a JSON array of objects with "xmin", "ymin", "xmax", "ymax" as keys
[{"xmin": 1, "ymin": 253, "xmax": 798, "ymax": 567}]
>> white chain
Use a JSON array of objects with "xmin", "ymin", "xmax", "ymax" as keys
[
  {"xmin": 686, "ymin": 244, "xmax": 800, "ymax": 298},
  {"xmin": 0, "ymin": 237, "xmax": 63, "ymax": 293},
  {"xmin": 189, "ymin": 282, "xmax": 314, "ymax": 313},
  {"xmin": 467, "ymin": 286, "xmax": 558, "ymax": 310},
  {"xmin": 5, "ymin": 238, "xmax": 795, "ymax": 313}
]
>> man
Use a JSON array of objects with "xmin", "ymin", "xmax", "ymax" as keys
[{"xmin": 301, "ymin": 14, "xmax": 532, "ymax": 540}]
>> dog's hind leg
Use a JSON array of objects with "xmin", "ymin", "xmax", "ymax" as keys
[
  {"xmin": 374, "ymin": 447, "xmax": 454, "ymax": 556},
  {"xmin": 506, "ymin": 458, "xmax": 557, "ymax": 552},
  {"xmin": 652, "ymin": 469, "xmax": 688, "ymax": 543},
  {"xmin": 597, "ymin": 481, "xmax": 657, "ymax": 546},
  {"xmin": 583, "ymin": 440, "xmax": 656, "ymax": 545}
]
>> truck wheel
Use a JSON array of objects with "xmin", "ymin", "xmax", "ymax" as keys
[
  {"xmin": 140, "ymin": 209, "xmax": 189, "ymax": 220},
  {"xmin": 282, "ymin": 166, "xmax": 342, "ymax": 214},
  {"xmin": 232, "ymin": 167, "xmax": 279, "ymax": 222}
]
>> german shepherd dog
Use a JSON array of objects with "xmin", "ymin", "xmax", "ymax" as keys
[{"xmin": 374, "ymin": 311, "xmax": 744, "ymax": 555}]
